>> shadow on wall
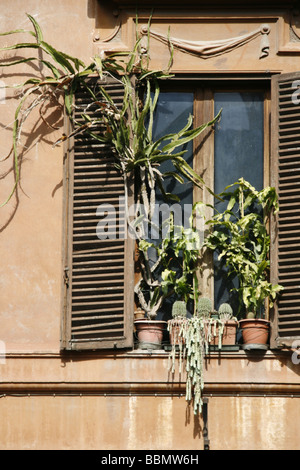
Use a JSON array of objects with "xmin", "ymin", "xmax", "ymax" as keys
[{"xmin": 0, "ymin": 69, "xmax": 64, "ymax": 231}]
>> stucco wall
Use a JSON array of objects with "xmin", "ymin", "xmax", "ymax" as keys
[
  {"xmin": 0, "ymin": 394, "xmax": 299, "ymax": 450},
  {"xmin": 0, "ymin": 1, "xmax": 95, "ymax": 352}
]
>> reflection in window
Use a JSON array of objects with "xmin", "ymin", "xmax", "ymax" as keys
[
  {"xmin": 213, "ymin": 92, "xmax": 264, "ymax": 310},
  {"xmin": 152, "ymin": 92, "xmax": 194, "ymax": 213}
]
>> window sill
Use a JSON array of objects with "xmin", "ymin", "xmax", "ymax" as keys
[{"xmin": 1, "ymin": 348, "xmax": 299, "ymax": 397}]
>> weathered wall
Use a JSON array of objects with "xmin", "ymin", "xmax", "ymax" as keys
[
  {"xmin": 0, "ymin": 0, "xmax": 300, "ymax": 450},
  {"xmin": 0, "ymin": 350, "xmax": 299, "ymax": 450},
  {"xmin": 0, "ymin": 394, "xmax": 299, "ymax": 450},
  {"xmin": 0, "ymin": 0, "xmax": 96, "ymax": 352}
]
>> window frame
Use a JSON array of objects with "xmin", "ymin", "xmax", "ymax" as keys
[
  {"xmin": 159, "ymin": 76, "xmax": 271, "ymax": 309},
  {"xmin": 60, "ymin": 73, "xmax": 280, "ymax": 352}
]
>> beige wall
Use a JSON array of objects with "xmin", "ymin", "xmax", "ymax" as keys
[
  {"xmin": 0, "ymin": 350, "xmax": 299, "ymax": 450},
  {"xmin": 0, "ymin": 0, "xmax": 300, "ymax": 450},
  {"xmin": 0, "ymin": 0, "xmax": 96, "ymax": 352},
  {"xmin": 0, "ymin": 394, "xmax": 299, "ymax": 450}
]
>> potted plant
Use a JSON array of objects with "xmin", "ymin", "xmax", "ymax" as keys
[
  {"xmin": 167, "ymin": 300, "xmax": 188, "ymax": 375},
  {"xmin": 168, "ymin": 300, "xmax": 188, "ymax": 345},
  {"xmin": 195, "ymin": 298, "xmax": 237, "ymax": 349},
  {"xmin": 205, "ymin": 178, "xmax": 284, "ymax": 350},
  {"xmin": 134, "ymin": 215, "xmax": 202, "ymax": 350},
  {"xmin": 168, "ymin": 296, "xmax": 234, "ymax": 415},
  {"xmin": 209, "ymin": 303, "xmax": 238, "ymax": 348}
]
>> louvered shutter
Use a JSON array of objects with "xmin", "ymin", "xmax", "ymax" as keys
[
  {"xmin": 270, "ymin": 72, "xmax": 300, "ymax": 348},
  {"xmin": 61, "ymin": 76, "xmax": 135, "ymax": 350}
]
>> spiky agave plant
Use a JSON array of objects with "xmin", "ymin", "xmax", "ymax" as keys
[
  {"xmin": 0, "ymin": 14, "xmax": 221, "ymax": 319},
  {"xmin": 0, "ymin": 14, "xmax": 220, "ymax": 210}
]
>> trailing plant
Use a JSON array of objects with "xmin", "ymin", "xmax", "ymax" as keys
[
  {"xmin": 204, "ymin": 178, "xmax": 284, "ymax": 319},
  {"xmin": 167, "ymin": 300, "xmax": 187, "ymax": 375},
  {"xmin": 181, "ymin": 315, "xmax": 205, "ymax": 415},
  {"xmin": 170, "ymin": 298, "xmax": 235, "ymax": 415}
]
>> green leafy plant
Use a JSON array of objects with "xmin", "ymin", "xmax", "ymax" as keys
[
  {"xmin": 135, "ymin": 214, "xmax": 202, "ymax": 319},
  {"xmin": 205, "ymin": 178, "xmax": 283, "ymax": 318}
]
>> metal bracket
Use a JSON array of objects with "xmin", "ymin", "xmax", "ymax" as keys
[
  {"xmin": 63, "ymin": 267, "xmax": 69, "ymax": 287},
  {"xmin": 202, "ymin": 397, "xmax": 210, "ymax": 450}
]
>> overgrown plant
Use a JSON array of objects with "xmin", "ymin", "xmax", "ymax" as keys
[
  {"xmin": 0, "ymin": 15, "xmax": 221, "ymax": 322},
  {"xmin": 204, "ymin": 178, "xmax": 283, "ymax": 318},
  {"xmin": 0, "ymin": 14, "xmax": 220, "ymax": 210}
]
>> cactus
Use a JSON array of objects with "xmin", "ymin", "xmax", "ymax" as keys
[
  {"xmin": 197, "ymin": 297, "xmax": 212, "ymax": 318},
  {"xmin": 218, "ymin": 303, "xmax": 233, "ymax": 320},
  {"xmin": 172, "ymin": 300, "xmax": 187, "ymax": 319},
  {"xmin": 246, "ymin": 311, "xmax": 256, "ymax": 319}
]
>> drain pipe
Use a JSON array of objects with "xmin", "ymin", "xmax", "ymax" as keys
[{"xmin": 202, "ymin": 397, "xmax": 210, "ymax": 450}]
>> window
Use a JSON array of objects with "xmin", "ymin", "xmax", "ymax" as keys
[
  {"xmin": 60, "ymin": 73, "xmax": 300, "ymax": 351},
  {"xmin": 213, "ymin": 91, "xmax": 264, "ymax": 311},
  {"xmin": 155, "ymin": 79, "xmax": 269, "ymax": 313}
]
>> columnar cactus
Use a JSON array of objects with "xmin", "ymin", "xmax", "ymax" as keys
[
  {"xmin": 172, "ymin": 300, "xmax": 187, "ymax": 319},
  {"xmin": 218, "ymin": 302, "xmax": 233, "ymax": 320},
  {"xmin": 197, "ymin": 297, "xmax": 212, "ymax": 318}
]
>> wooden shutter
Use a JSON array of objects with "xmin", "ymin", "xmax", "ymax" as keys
[
  {"xmin": 61, "ymin": 76, "xmax": 135, "ymax": 350},
  {"xmin": 270, "ymin": 72, "xmax": 300, "ymax": 348}
]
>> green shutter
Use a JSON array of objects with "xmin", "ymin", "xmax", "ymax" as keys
[
  {"xmin": 61, "ymin": 76, "xmax": 135, "ymax": 350},
  {"xmin": 270, "ymin": 72, "xmax": 300, "ymax": 348}
]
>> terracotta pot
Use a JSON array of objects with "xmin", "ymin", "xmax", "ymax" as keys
[
  {"xmin": 134, "ymin": 320, "xmax": 167, "ymax": 350},
  {"xmin": 210, "ymin": 320, "xmax": 238, "ymax": 346},
  {"xmin": 168, "ymin": 319, "xmax": 187, "ymax": 346},
  {"xmin": 239, "ymin": 318, "xmax": 270, "ymax": 345}
]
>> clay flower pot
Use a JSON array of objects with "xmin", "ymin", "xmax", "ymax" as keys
[
  {"xmin": 168, "ymin": 318, "xmax": 187, "ymax": 346},
  {"xmin": 134, "ymin": 320, "xmax": 167, "ymax": 350},
  {"xmin": 239, "ymin": 318, "xmax": 270, "ymax": 349},
  {"xmin": 210, "ymin": 320, "xmax": 238, "ymax": 347}
]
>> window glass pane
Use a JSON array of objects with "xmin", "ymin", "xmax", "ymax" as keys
[
  {"xmin": 153, "ymin": 92, "xmax": 194, "ymax": 214},
  {"xmin": 150, "ymin": 92, "xmax": 194, "ymax": 318},
  {"xmin": 213, "ymin": 92, "xmax": 264, "ymax": 309},
  {"xmin": 214, "ymin": 92, "xmax": 264, "ymax": 200}
]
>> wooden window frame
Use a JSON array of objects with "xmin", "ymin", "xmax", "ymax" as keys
[
  {"xmin": 160, "ymin": 76, "xmax": 271, "ymax": 309},
  {"xmin": 61, "ymin": 72, "xmax": 295, "ymax": 353}
]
